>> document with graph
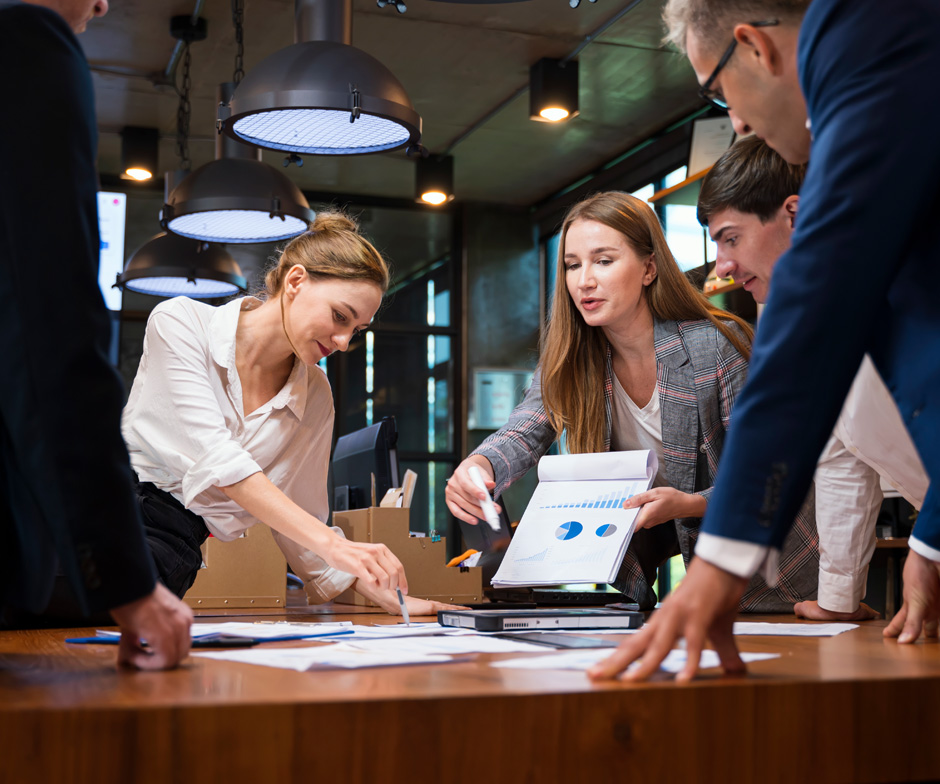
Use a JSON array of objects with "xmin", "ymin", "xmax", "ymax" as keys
[{"xmin": 492, "ymin": 450, "xmax": 658, "ymax": 587}]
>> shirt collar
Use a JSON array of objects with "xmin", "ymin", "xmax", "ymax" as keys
[{"xmin": 208, "ymin": 296, "xmax": 309, "ymax": 421}]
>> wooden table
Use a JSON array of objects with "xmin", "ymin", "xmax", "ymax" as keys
[{"xmin": 2, "ymin": 608, "xmax": 939, "ymax": 784}]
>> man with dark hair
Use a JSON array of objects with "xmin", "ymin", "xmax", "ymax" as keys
[
  {"xmin": 698, "ymin": 135, "xmax": 928, "ymax": 622},
  {"xmin": 591, "ymin": 0, "xmax": 940, "ymax": 682},
  {"xmin": 0, "ymin": 0, "xmax": 193, "ymax": 668}
]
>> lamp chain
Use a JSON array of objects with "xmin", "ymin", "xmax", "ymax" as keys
[
  {"xmin": 231, "ymin": 0, "xmax": 245, "ymax": 85},
  {"xmin": 175, "ymin": 43, "xmax": 192, "ymax": 171}
]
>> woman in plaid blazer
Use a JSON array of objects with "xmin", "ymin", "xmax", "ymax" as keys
[{"xmin": 446, "ymin": 192, "xmax": 818, "ymax": 610}]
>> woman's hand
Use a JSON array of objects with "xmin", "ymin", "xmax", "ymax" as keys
[
  {"xmin": 623, "ymin": 487, "xmax": 707, "ymax": 529},
  {"xmin": 320, "ymin": 536, "xmax": 408, "ymax": 594},
  {"xmin": 353, "ymin": 578, "xmax": 466, "ymax": 616},
  {"xmin": 794, "ymin": 600, "xmax": 881, "ymax": 622},
  {"xmin": 445, "ymin": 455, "xmax": 499, "ymax": 525}
]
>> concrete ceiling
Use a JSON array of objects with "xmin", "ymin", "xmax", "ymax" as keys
[{"xmin": 82, "ymin": 0, "xmax": 703, "ymax": 209}]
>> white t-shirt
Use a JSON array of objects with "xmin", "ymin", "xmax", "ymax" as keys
[
  {"xmin": 122, "ymin": 296, "xmax": 354, "ymax": 602},
  {"xmin": 609, "ymin": 375, "xmax": 667, "ymax": 488}
]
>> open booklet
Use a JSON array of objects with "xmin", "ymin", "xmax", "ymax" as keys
[{"xmin": 492, "ymin": 450, "xmax": 658, "ymax": 587}]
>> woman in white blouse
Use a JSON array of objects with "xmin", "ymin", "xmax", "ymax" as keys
[{"xmin": 123, "ymin": 212, "xmax": 456, "ymax": 616}]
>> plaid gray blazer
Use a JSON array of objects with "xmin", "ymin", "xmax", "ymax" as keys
[{"xmin": 473, "ymin": 317, "xmax": 819, "ymax": 611}]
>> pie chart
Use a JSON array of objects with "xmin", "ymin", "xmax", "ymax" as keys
[
  {"xmin": 555, "ymin": 521, "xmax": 583, "ymax": 540},
  {"xmin": 596, "ymin": 524, "xmax": 618, "ymax": 538}
]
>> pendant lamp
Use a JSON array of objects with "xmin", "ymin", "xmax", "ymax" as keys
[
  {"xmin": 218, "ymin": 0, "xmax": 421, "ymax": 156},
  {"xmin": 116, "ymin": 231, "xmax": 247, "ymax": 299},
  {"xmin": 162, "ymin": 83, "xmax": 315, "ymax": 244}
]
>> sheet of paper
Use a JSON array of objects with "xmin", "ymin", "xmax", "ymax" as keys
[
  {"xmin": 732, "ymin": 622, "xmax": 858, "ymax": 637},
  {"xmin": 194, "ymin": 642, "xmax": 465, "ymax": 671},
  {"xmin": 344, "ymin": 623, "xmax": 470, "ymax": 639},
  {"xmin": 346, "ymin": 635, "xmax": 548, "ymax": 655},
  {"xmin": 190, "ymin": 621, "xmax": 354, "ymax": 639},
  {"xmin": 491, "ymin": 649, "xmax": 779, "ymax": 673}
]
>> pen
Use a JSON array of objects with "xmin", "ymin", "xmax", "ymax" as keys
[
  {"xmin": 468, "ymin": 465, "xmax": 501, "ymax": 532},
  {"xmin": 396, "ymin": 586, "xmax": 411, "ymax": 626}
]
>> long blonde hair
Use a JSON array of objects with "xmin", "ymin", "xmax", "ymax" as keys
[{"xmin": 540, "ymin": 191, "xmax": 754, "ymax": 454}]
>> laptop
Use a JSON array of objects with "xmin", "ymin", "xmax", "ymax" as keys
[
  {"xmin": 438, "ymin": 607, "xmax": 644, "ymax": 632},
  {"xmin": 457, "ymin": 498, "xmax": 634, "ymax": 608}
]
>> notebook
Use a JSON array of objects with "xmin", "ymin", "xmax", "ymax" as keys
[
  {"xmin": 437, "ymin": 607, "xmax": 644, "ymax": 633},
  {"xmin": 492, "ymin": 450, "xmax": 657, "ymax": 588}
]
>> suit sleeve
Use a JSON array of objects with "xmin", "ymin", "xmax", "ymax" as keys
[
  {"xmin": 702, "ymin": 0, "xmax": 940, "ymax": 549},
  {"xmin": 0, "ymin": 6, "xmax": 156, "ymax": 613}
]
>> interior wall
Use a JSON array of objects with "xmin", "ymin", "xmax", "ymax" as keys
[{"xmin": 464, "ymin": 204, "xmax": 542, "ymax": 519}]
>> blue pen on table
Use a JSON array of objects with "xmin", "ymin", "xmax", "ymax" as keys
[{"xmin": 396, "ymin": 586, "xmax": 411, "ymax": 626}]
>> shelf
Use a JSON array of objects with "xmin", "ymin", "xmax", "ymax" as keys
[
  {"xmin": 703, "ymin": 277, "xmax": 743, "ymax": 298},
  {"xmin": 647, "ymin": 167, "xmax": 712, "ymax": 207}
]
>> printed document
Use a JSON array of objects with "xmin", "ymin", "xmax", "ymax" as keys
[{"xmin": 493, "ymin": 450, "xmax": 656, "ymax": 586}]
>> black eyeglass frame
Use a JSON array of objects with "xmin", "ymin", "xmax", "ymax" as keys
[{"xmin": 698, "ymin": 19, "xmax": 780, "ymax": 110}]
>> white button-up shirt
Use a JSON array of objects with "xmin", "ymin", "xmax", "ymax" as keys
[
  {"xmin": 122, "ymin": 296, "xmax": 355, "ymax": 603},
  {"xmin": 698, "ymin": 356, "xmax": 929, "ymax": 611}
]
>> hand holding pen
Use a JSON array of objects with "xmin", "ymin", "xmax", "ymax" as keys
[{"xmin": 444, "ymin": 456, "xmax": 502, "ymax": 527}]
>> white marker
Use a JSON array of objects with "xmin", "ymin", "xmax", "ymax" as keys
[{"xmin": 468, "ymin": 465, "xmax": 501, "ymax": 532}]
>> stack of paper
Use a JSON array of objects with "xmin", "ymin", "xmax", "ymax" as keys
[{"xmin": 493, "ymin": 450, "xmax": 657, "ymax": 587}]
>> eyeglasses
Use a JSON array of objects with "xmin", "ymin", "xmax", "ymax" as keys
[{"xmin": 698, "ymin": 19, "xmax": 779, "ymax": 110}]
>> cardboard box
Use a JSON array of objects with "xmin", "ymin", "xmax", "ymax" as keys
[
  {"xmin": 184, "ymin": 524, "xmax": 286, "ymax": 610},
  {"xmin": 333, "ymin": 507, "xmax": 482, "ymax": 606}
]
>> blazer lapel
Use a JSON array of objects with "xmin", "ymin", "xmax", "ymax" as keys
[{"xmin": 654, "ymin": 319, "xmax": 700, "ymax": 494}]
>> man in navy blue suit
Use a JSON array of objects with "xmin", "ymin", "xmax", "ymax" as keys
[
  {"xmin": 0, "ymin": 0, "xmax": 192, "ymax": 668},
  {"xmin": 591, "ymin": 0, "xmax": 940, "ymax": 682}
]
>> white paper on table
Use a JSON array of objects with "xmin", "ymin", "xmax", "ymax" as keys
[
  {"xmin": 95, "ymin": 621, "xmax": 355, "ymax": 641},
  {"xmin": 493, "ymin": 450, "xmax": 657, "ymax": 587},
  {"xmin": 194, "ymin": 642, "xmax": 466, "ymax": 671},
  {"xmin": 191, "ymin": 621, "xmax": 354, "ymax": 639},
  {"xmin": 345, "ymin": 635, "xmax": 548, "ymax": 655},
  {"xmin": 344, "ymin": 623, "xmax": 471, "ymax": 640},
  {"xmin": 491, "ymin": 648, "xmax": 779, "ymax": 673},
  {"xmin": 732, "ymin": 622, "xmax": 858, "ymax": 637}
]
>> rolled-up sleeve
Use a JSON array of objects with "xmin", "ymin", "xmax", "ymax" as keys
[{"xmin": 271, "ymin": 527, "xmax": 356, "ymax": 604}]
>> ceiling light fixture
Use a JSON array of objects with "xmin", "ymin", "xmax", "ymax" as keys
[
  {"xmin": 121, "ymin": 126, "xmax": 159, "ymax": 181},
  {"xmin": 529, "ymin": 58, "xmax": 579, "ymax": 123},
  {"xmin": 162, "ymin": 84, "xmax": 315, "ymax": 243},
  {"xmin": 116, "ymin": 231, "xmax": 247, "ymax": 299},
  {"xmin": 415, "ymin": 155, "xmax": 454, "ymax": 206},
  {"xmin": 218, "ymin": 0, "xmax": 421, "ymax": 156}
]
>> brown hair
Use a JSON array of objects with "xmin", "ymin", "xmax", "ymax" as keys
[
  {"xmin": 264, "ymin": 210, "xmax": 390, "ymax": 297},
  {"xmin": 697, "ymin": 135, "xmax": 806, "ymax": 227},
  {"xmin": 540, "ymin": 191, "xmax": 754, "ymax": 455},
  {"xmin": 662, "ymin": 0, "xmax": 810, "ymax": 55}
]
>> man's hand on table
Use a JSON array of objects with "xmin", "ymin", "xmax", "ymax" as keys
[
  {"xmin": 794, "ymin": 600, "xmax": 880, "ymax": 622},
  {"xmin": 109, "ymin": 583, "xmax": 194, "ymax": 670},
  {"xmin": 587, "ymin": 558, "xmax": 749, "ymax": 683},
  {"xmin": 884, "ymin": 549, "xmax": 940, "ymax": 643}
]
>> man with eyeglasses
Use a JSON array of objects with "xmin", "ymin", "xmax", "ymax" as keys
[{"xmin": 589, "ymin": 0, "xmax": 940, "ymax": 682}]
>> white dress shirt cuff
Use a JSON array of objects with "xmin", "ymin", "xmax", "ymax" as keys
[
  {"xmin": 909, "ymin": 536, "xmax": 940, "ymax": 564},
  {"xmin": 695, "ymin": 532, "xmax": 778, "ymax": 587},
  {"xmin": 817, "ymin": 565, "xmax": 869, "ymax": 613},
  {"xmin": 271, "ymin": 527, "xmax": 357, "ymax": 605},
  {"xmin": 182, "ymin": 441, "xmax": 263, "ymax": 507}
]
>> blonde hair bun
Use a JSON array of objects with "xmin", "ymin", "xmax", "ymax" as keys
[
  {"xmin": 263, "ymin": 208, "xmax": 390, "ymax": 297},
  {"xmin": 310, "ymin": 211, "xmax": 359, "ymax": 235}
]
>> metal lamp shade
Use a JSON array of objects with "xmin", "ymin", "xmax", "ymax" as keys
[
  {"xmin": 117, "ymin": 232, "xmax": 247, "ymax": 299},
  {"xmin": 220, "ymin": 41, "xmax": 422, "ymax": 155},
  {"xmin": 162, "ymin": 158, "xmax": 315, "ymax": 243}
]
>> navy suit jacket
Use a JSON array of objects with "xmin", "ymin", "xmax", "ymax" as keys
[
  {"xmin": 703, "ymin": 0, "xmax": 939, "ymax": 550},
  {"xmin": 0, "ymin": 2, "xmax": 157, "ymax": 614}
]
